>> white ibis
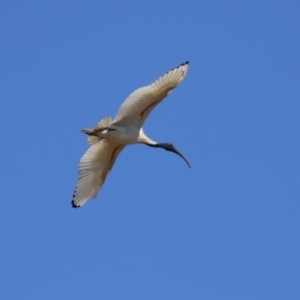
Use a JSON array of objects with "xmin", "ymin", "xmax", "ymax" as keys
[{"xmin": 72, "ymin": 61, "xmax": 191, "ymax": 208}]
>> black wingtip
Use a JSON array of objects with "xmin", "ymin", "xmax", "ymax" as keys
[
  {"xmin": 168, "ymin": 61, "xmax": 189, "ymax": 73},
  {"xmin": 178, "ymin": 61, "xmax": 189, "ymax": 67},
  {"xmin": 72, "ymin": 187, "xmax": 80, "ymax": 208},
  {"xmin": 71, "ymin": 200, "xmax": 80, "ymax": 208}
]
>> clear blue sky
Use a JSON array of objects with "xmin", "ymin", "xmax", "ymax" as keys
[{"xmin": 1, "ymin": 1, "xmax": 299, "ymax": 299}]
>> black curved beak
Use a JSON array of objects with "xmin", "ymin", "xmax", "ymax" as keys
[{"xmin": 148, "ymin": 142, "xmax": 191, "ymax": 168}]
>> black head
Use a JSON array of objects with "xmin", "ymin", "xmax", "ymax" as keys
[{"xmin": 148, "ymin": 142, "xmax": 191, "ymax": 168}]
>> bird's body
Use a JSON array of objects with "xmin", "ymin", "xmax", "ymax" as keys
[
  {"xmin": 72, "ymin": 62, "xmax": 191, "ymax": 208},
  {"xmin": 101, "ymin": 126, "xmax": 140, "ymax": 145}
]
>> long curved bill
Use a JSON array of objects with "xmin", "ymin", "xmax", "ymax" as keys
[{"xmin": 156, "ymin": 143, "xmax": 191, "ymax": 168}]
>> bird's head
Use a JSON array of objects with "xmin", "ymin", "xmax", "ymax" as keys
[{"xmin": 147, "ymin": 142, "xmax": 191, "ymax": 168}]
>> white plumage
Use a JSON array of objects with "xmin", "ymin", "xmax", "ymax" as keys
[{"xmin": 72, "ymin": 62, "xmax": 190, "ymax": 208}]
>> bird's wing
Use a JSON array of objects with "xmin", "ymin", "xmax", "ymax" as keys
[
  {"xmin": 72, "ymin": 140, "xmax": 125, "ymax": 208},
  {"xmin": 112, "ymin": 61, "xmax": 189, "ymax": 128},
  {"xmin": 87, "ymin": 116, "xmax": 113, "ymax": 146}
]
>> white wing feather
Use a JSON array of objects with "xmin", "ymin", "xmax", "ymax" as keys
[
  {"xmin": 72, "ymin": 140, "xmax": 125, "ymax": 207},
  {"xmin": 112, "ymin": 62, "xmax": 189, "ymax": 127}
]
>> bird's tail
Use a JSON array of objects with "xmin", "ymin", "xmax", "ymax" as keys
[
  {"xmin": 83, "ymin": 116, "xmax": 113, "ymax": 146},
  {"xmin": 94, "ymin": 116, "xmax": 113, "ymax": 130}
]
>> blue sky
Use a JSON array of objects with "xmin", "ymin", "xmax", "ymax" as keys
[{"xmin": 1, "ymin": 1, "xmax": 299, "ymax": 299}]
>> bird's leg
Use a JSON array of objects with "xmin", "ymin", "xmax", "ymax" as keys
[
  {"xmin": 94, "ymin": 126, "xmax": 111, "ymax": 133},
  {"xmin": 80, "ymin": 128, "xmax": 96, "ymax": 135},
  {"xmin": 80, "ymin": 126, "xmax": 113, "ymax": 136}
]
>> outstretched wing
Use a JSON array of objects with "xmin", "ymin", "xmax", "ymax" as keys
[
  {"xmin": 112, "ymin": 61, "xmax": 189, "ymax": 128},
  {"xmin": 72, "ymin": 140, "xmax": 125, "ymax": 208}
]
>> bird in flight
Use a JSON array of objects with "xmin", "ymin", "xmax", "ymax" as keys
[{"xmin": 72, "ymin": 61, "xmax": 191, "ymax": 208}]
